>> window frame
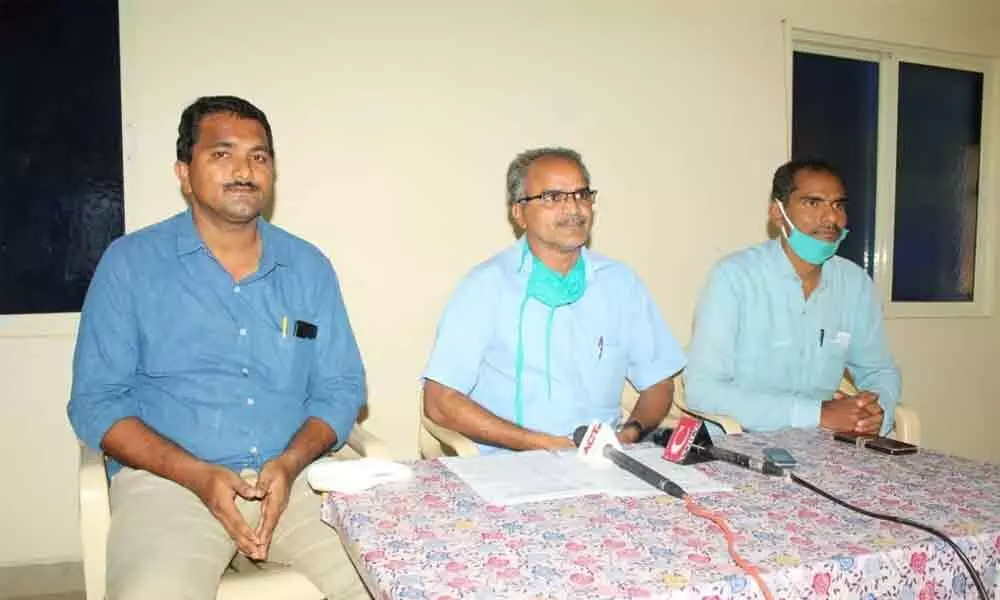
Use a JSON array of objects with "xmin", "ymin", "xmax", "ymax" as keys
[{"xmin": 790, "ymin": 29, "xmax": 997, "ymax": 319}]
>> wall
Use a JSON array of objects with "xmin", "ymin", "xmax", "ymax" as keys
[{"xmin": 1, "ymin": 0, "xmax": 997, "ymax": 566}]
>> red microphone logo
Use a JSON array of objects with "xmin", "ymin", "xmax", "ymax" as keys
[{"xmin": 663, "ymin": 415, "xmax": 702, "ymax": 463}]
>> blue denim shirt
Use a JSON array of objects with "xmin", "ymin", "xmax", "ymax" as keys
[
  {"xmin": 685, "ymin": 239, "xmax": 901, "ymax": 435},
  {"xmin": 68, "ymin": 211, "xmax": 366, "ymax": 476},
  {"xmin": 423, "ymin": 238, "xmax": 686, "ymax": 454}
]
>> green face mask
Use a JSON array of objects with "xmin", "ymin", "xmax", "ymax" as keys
[{"xmin": 513, "ymin": 247, "xmax": 587, "ymax": 426}]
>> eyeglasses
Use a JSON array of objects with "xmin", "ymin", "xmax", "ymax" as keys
[{"xmin": 516, "ymin": 187, "xmax": 598, "ymax": 208}]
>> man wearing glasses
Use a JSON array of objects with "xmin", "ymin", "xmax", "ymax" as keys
[{"xmin": 421, "ymin": 147, "xmax": 685, "ymax": 453}]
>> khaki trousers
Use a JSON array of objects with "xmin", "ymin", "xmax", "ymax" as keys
[{"xmin": 106, "ymin": 466, "xmax": 369, "ymax": 600}]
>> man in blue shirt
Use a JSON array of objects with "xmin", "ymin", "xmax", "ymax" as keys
[
  {"xmin": 685, "ymin": 159, "xmax": 901, "ymax": 436},
  {"xmin": 68, "ymin": 96, "xmax": 369, "ymax": 599},
  {"xmin": 422, "ymin": 148, "xmax": 686, "ymax": 453}
]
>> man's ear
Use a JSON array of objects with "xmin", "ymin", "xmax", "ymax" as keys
[
  {"xmin": 768, "ymin": 199, "xmax": 786, "ymax": 234},
  {"xmin": 510, "ymin": 202, "xmax": 527, "ymax": 231},
  {"xmin": 174, "ymin": 160, "xmax": 192, "ymax": 197}
]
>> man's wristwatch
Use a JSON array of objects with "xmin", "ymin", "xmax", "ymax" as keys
[{"xmin": 617, "ymin": 419, "xmax": 646, "ymax": 440}]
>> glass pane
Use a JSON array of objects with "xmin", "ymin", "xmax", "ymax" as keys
[
  {"xmin": 0, "ymin": 0, "xmax": 124, "ymax": 314},
  {"xmin": 792, "ymin": 51, "xmax": 879, "ymax": 275},
  {"xmin": 892, "ymin": 63, "xmax": 982, "ymax": 302}
]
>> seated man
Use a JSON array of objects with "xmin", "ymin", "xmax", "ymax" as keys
[
  {"xmin": 685, "ymin": 159, "xmax": 901, "ymax": 436},
  {"xmin": 422, "ymin": 147, "xmax": 686, "ymax": 452},
  {"xmin": 68, "ymin": 96, "xmax": 369, "ymax": 599}
]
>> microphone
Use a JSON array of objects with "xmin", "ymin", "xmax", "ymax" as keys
[
  {"xmin": 573, "ymin": 422, "xmax": 687, "ymax": 499},
  {"xmin": 657, "ymin": 415, "xmax": 786, "ymax": 477}
]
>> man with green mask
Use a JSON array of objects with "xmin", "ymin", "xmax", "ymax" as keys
[
  {"xmin": 422, "ymin": 147, "xmax": 686, "ymax": 453},
  {"xmin": 685, "ymin": 159, "xmax": 900, "ymax": 436}
]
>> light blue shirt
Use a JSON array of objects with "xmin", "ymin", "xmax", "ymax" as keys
[
  {"xmin": 68, "ymin": 211, "xmax": 366, "ymax": 476},
  {"xmin": 423, "ymin": 238, "xmax": 686, "ymax": 452},
  {"xmin": 685, "ymin": 239, "xmax": 901, "ymax": 435}
]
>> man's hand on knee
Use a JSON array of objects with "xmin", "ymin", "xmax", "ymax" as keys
[
  {"xmin": 254, "ymin": 456, "xmax": 296, "ymax": 559},
  {"xmin": 188, "ymin": 464, "xmax": 265, "ymax": 559}
]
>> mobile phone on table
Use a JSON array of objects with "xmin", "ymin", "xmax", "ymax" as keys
[
  {"xmin": 762, "ymin": 447, "xmax": 798, "ymax": 468},
  {"xmin": 834, "ymin": 432, "xmax": 917, "ymax": 455},
  {"xmin": 833, "ymin": 432, "xmax": 874, "ymax": 446},
  {"xmin": 865, "ymin": 436, "xmax": 918, "ymax": 455}
]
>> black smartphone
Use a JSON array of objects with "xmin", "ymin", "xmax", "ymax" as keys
[
  {"xmin": 865, "ymin": 436, "xmax": 918, "ymax": 455},
  {"xmin": 834, "ymin": 432, "xmax": 917, "ymax": 455},
  {"xmin": 833, "ymin": 432, "xmax": 874, "ymax": 446}
]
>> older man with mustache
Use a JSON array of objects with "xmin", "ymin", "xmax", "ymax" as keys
[
  {"xmin": 684, "ymin": 159, "xmax": 900, "ymax": 436},
  {"xmin": 421, "ymin": 147, "xmax": 686, "ymax": 453}
]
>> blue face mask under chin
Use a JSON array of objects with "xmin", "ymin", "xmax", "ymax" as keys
[
  {"xmin": 513, "ymin": 244, "xmax": 587, "ymax": 426},
  {"xmin": 775, "ymin": 200, "xmax": 848, "ymax": 265}
]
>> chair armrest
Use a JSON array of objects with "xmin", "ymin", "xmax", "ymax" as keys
[
  {"xmin": 345, "ymin": 424, "xmax": 392, "ymax": 459},
  {"xmin": 419, "ymin": 416, "xmax": 480, "ymax": 458},
  {"xmin": 892, "ymin": 405, "xmax": 921, "ymax": 445},
  {"xmin": 79, "ymin": 442, "xmax": 109, "ymax": 600},
  {"xmin": 841, "ymin": 375, "xmax": 919, "ymax": 444},
  {"xmin": 681, "ymin": 408, "xmax": 744, "ymax": 435}
]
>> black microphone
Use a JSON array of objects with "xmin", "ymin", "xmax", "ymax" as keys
[
  {"xmin": 654, "ymin": 417, "xmax": 786, "ymax": 476},
  {"xmin": 572, "ymin": 425, "xmax": 687, "ymax": 499},
  {"xmin": 696, "ymin": 444, "xmax": 786, "ymax": 476}
]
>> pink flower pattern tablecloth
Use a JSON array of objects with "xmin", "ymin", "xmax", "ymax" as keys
[{"xmin": 321, "ymin": 429, "xmax": 1000, "ymax": 599}]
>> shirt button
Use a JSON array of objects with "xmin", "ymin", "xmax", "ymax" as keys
[
  {"xmin": 239, "ymin": 327, "xmax": 247, "ymax": 336},
  {"xmin": 250, "ymin": 446, "xmax": 258, "ymax": 455},
  {"xmin": 241, "ymin": 367, "xmax": 249, "ymax": 377},
  {"xmin": 247, "ymin": 397, "xmax": 255, "ymax": 406},
  {"xmin": 233, "ymin": 286, "xmax": 241, "ymax": 294}
]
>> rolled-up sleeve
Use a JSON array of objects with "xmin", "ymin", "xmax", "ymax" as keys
[
  {"xmin": 306, "ymin": 262, "xmax": 366, "ymax": 450},
  {"xmin": 68, "ymin": 241, "xmax": 141, "ymax": 451}
]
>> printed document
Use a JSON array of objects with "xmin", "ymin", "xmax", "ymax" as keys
[{"xmin": 439, "ymin": 446, "xmax": 729, "ymax": 505}]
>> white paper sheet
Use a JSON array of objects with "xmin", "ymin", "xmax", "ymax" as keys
[{"xmin": 439, "ymin": 446, "xmax": 730, "ymax": 505}]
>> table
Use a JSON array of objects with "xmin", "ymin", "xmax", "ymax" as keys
[{"xmin": 322, "ymin": 429, "xmax": 1000, "ymax": 599}]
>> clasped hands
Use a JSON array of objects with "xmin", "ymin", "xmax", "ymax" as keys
[
  {"xmin": 821, "ymin": 390, "xmax": 884, "ymax": 436},
  {"xmin": 187, "ymin": 455, "xmax": 297, "ymax": 560}
]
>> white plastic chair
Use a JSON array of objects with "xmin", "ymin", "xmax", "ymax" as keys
[{"xmin": 78, "ymin": 424, "xmax": 390, "ymax": 599}]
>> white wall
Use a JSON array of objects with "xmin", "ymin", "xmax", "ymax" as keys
[{"xmin": 2, "ymin": 0, "xmax": 997, "ymax": 566}]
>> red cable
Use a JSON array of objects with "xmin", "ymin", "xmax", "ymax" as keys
[{"xmin": 683, "ymin": 495, "xmax": 775, "ymax": 600}]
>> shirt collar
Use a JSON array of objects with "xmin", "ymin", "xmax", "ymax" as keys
[
  {"xmin": 174, "ymin": 210, "xmax": 291, "ymax": 269},
  {"xmin": 767, "ymin": 238, "xmax": 800, "ymax": 281},
  {"xmin": 506, "ymin": 235, "xmax": 599, "ymax": 282}
]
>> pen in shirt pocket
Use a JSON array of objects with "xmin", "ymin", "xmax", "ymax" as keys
[{"xmin": 281, "ymin": 315, "xmax": 288, "ymax": 338}]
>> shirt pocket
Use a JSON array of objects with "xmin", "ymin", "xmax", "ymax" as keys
[
  {"xmin": 269, "ymin": 333, "xmax": 316, "ymax": 393},
  {"xmin": 587, "ymin": 334, "xmax": 628, "ymax": 406}
]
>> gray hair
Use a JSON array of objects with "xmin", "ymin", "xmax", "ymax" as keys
[{"xmin": 505, "ymin": 147, "xmax": 591, "ymax": 206}]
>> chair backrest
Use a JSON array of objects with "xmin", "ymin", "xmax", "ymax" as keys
[{"xmin": 619, "ymin": 378, "xmax": 686, "ymax": 429}]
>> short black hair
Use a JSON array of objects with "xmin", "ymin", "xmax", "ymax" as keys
[
  {"xmin": 175, "ymin": 95, "xmax": 274, "ymax": 163},
  {"xmin": 771, "ymin": 159, "xmax": 842, "ymax": 203}
]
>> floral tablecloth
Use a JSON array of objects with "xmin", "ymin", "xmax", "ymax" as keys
[{"xmin": 322, "ymin": 429, "xmax": 1000, "ymax": 599}]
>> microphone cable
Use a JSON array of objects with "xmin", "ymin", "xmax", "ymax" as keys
[
  {"xmin": 789, "ymin": 472, "xmax": 988, "ymax": 600},
  {"xmin": 681, "ymin": 494, "xmax": 775, "ymax": 600}
]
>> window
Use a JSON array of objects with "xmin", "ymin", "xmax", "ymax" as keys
[
  {"xmin": 0, "ymin": 0, "xmax": 124, "ymax": 319},
  {"xmin": 791, "ymin": 32, "xmax": 994, "ymax": 317}
]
